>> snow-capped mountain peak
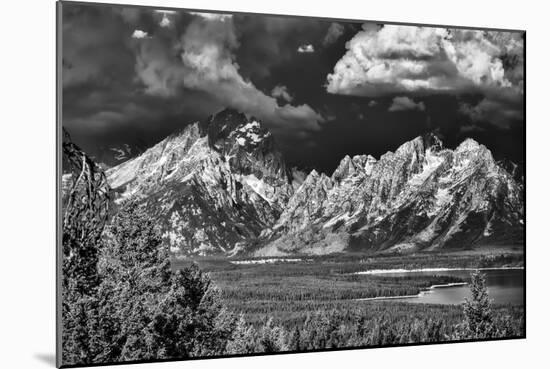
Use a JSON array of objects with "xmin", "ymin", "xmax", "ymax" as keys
[
  {"xmin": 234, "ymin": 121, "xmax": 271, "ymax": 148},
  {"xmin": 104, "ymin": 112, "xmax": 523, "ymax": 257},
  {"xmin": 106, "ymin": 108, "xmax": 292, "ymax": 255}
]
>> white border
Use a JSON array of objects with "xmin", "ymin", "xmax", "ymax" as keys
[{"xmin": 1, "ymin": 0, "xmax": 547, "ymax": 368}]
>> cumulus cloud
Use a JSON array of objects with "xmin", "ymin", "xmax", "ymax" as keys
[
  {"xmin": 134, "ymin": 15, "xmax": 323, "ymax": 136},
  {"xmin": 271, "ymin": 85, "xmax": 293, "ymax": 102},
  {"xmin": 368, "ymin": 100, "xmax": 378, "ymax": 107},
  {"xmin": 297, "ymin": 44, "xmax": 315, "ymax": 53},
  {"xmin": 326, "ymin": 24, "xmax": 524, "ymax": 97},
  {"xmin": 388, "ymin": 96, "xmax": 425, "ymax": 112},
  {"xmin": 131, "ymin": 29, "xmax": 149, "ymax": 39},
  {"xmin": 323, "ymin": 23, "xmax": 344, "ymax": 46}
]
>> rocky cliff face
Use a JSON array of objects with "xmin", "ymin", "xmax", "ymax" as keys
[{"xmin": 105, "ymin": 109, "xmax": 524, "ymax": 257}]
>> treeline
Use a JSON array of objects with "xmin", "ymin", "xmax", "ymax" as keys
[
  {"xmin": 216, "ymin": 274, "xmax": 465, "ymax": 302},
  {"xmin": 184, "ymin": 251, "xmax": 524, "ymax": 276},
  {"xmin": 224, "ymin": 297, "xmax": 523, "ymax": 355}
]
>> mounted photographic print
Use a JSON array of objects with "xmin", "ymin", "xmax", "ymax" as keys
[{"xmin": 57, "ymin": 0, "xmax": 525, "ymax": 367}]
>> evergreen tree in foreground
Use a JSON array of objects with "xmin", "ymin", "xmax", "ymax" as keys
[
  {"xmin": 225, "ymin": 314, "xmax": 258, "ymax": 354},
  {"xmin": 258, "ymin": 317, "xmax": 287, "ymax": 353},
  {"xmin": 462, "ymin": 270, "xmax": 495, "ymax": 339},
  {"xmin": 61, "ymin": 131, "xmax": 110, "ymax": 365},
  {"xmin": 92, "ymin": 201, "xmax": 235, "ymax": 364}
]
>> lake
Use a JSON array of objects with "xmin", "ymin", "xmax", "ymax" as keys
[{"xmin": 360, "ymin": 269, "xmax": 524, "ymax": 305}]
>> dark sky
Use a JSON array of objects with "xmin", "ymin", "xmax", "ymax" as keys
[{"xmin": 61, "ymin": 2, "xmax": 525, "ymax": 174}]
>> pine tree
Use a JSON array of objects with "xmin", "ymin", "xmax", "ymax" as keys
[
  {"xmin": 93, "ymin": 200, "xmax": 168, "ymax": 362},
  {"xmin": 258, "ymin": 317, "xmax": 287, "ymax": 353},
  {"xmin": 463, "ymin": 270, "xmax": 495, "ymax": 339},
  {"xmin": 61, "ymin": 133, "xmax": 110, "ymax": 365},
  {"xmin": 94, "ymin": 201, "xmax": 234, "ymax": 362},
  {"xmin": 226, "ymin": 314, "xmax": 258, "ymax": 354}
]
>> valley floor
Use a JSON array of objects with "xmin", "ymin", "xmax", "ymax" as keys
[{"xmin": 173, "ymin": 247, "xmax": 525, "ymax": 343}]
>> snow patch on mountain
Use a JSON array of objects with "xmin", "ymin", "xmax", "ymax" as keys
[
  {"xmin": 409, "ymin": 149, "xmax": 444, "ymax": 186},
  {"xmin": 239, "ymin": 174, "xmax": 274, "ymax": 204},
  {"xmin": 435, "ymin": 188, "xmax": 451, "ymax": 204}
]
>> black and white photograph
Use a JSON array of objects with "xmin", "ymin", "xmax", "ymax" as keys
[{"xmin": 58, "ymin": 1, "xmax": 525, "ymax": 367}]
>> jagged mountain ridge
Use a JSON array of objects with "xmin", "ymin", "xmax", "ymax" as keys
[
  {"xmin": 105, "ymin": 109, "xmax": 524, "ymax": 256},
  {"xmin": 257, "ymin": 134, "xmax": 523, "ymax": 256}
]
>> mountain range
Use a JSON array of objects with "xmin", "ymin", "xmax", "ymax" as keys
[{"xmin": 100, "ymin": 108, "xmax": 524, "ymax": 257}]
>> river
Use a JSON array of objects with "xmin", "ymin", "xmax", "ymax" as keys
[{"xmin": 359, "ymin": 268, "xmax": 524, "ymax": 305}]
